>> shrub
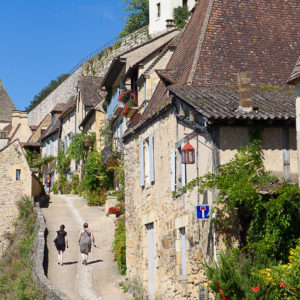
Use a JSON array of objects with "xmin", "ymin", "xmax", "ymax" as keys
[
  {"xmin": 173, "ymin": 5, "xmax": 191, "ymax": 29},
  {"xmin": 72, "ymin": 174, "xmax": 80, "ymax": 194},
  {"xmin": 0, "ymin": 197, "xmax": 46, "ymax": 299},
  {"xmin": 113, "ymin": 216, "xmax": 126, "ymax": 275},
  {"xmin": 52, "ymin": 181, "xmax": 58, "ymax": 194}
]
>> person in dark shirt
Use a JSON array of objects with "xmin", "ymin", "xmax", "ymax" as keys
[{"xmin": 54, "ymin": 224, "xmax": 68, "ymax": 266}]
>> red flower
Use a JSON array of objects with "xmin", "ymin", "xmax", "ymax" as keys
[
  {"xmin": 251, "ymin": 286, "xmax": 259, "ymax": 292},
  {"xmin": 280, "ymin": 282, "xmax": 286, "ymax": 287}
]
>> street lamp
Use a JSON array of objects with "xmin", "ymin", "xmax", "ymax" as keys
[{"xmin": 181, "ymin": 141, "xmax": 195, "ymax": 164}]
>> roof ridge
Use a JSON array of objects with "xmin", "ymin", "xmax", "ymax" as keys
[{"xmin": 187, "ymin": 0, "xmax": 215, "ymax": 85}]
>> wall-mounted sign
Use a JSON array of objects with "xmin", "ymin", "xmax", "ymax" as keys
[{"xmin": 196, "ymin": 205, "xmax": 210, "ymax": 220}]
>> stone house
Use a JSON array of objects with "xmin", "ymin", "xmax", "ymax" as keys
[
  {"xmin": 101, "ymin": 28, "xmax": 179, "ymax": 191},
  {"xmin": 79, "ymin": 100, "xmax": 106, "ymax": 151},
  {"xmin": 40, "ymin": 103, "xmax": 66, "ymax": 186},
  {"xmin": 25, "ymin": 114, "xmax": 52, "ymax": 153},
  {"xmin": 287, "ymin": 56, "xmax": 300, "ymax": 186},
  {"xmin": 122, "ymin": 1, "xmax": 300, "ymax": 299},
  {"xmin": 0, "ymin": 139, "xmax": 42, "ymax": 255}
]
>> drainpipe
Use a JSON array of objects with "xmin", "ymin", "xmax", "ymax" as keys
[{"xmin": 296, "ymin": 84, "xmax": 300, "ymax": 187}]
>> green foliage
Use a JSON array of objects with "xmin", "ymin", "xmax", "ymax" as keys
[
  {"xmin": 247, "ymin": 184, "xmax": 300, "ymax": 262},
  {"xmin": 0, "ymin": 197, "xmax": 46, "ymax": 299},
  {"xmin": 82, "ymin": 150, "xmax": 113, "ymax": 192},
  {"xmin": 99, "ymin": 121, "xmax": 112, "ymax": 147},
  {"xmin": 173, "ymin": 5, "xmax": 191, "ymax": 29},
  {"xmin": 185, "ymin": 138, "xmax": 300, "ymax": 298},
  {"xmin": 119, "ymin": 0, "xmax": 149, "ymax": 38},
  {"xmin": 113, "ymin": 216, "xmax": 126, "ymax": 275},
  {"xmin": 71, "ymin": 174, "xmax": 80, "ymax": 194},
  {"xmin": 205, "ymin": 249, "xmax": 281, "ymax": 300},
  {"xmin": 25, "ymin": 73, "xmax": 70, "ymax": 112},
  {"xmin": 257, "ymin": 240, "xmax": 300, "ymax": 298},
  {"xmin": 56, "ymin": 148, "xmax": 71, "ymax": 176},
  {"xmin": 52, "ymin": 181, "xmax": 58, "ymax": 194},
  {"xmin": 26, "ymin": 150, "xmax": 56, "ymax": 173},
  {"xmin": 68, "ymin": 132, "xmax": 96, "ymax": 161}
]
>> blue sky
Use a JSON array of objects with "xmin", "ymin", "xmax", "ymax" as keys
[{"xmin": 0, "ymin": 0, "xmax": 124, "ymax": 110}]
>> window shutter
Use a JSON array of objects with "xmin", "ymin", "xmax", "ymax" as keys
[
  {"xmin": 64, "ymin": 135, "xmax": 67, "ymax": 153},
  {"xmin": 149, "ymin": 134, "xmax": 154, "ymax": 183},
  {"xmin": 181, "ymin": 142, "xmax": 186, "ymax": 187},
  {"xmin": 140, "ymin": 140, "xmax": 144, "ymax": 187},
  {"xmin": 46, "ymin": 140, "xmax": 49, "ymax": 156},
  {"xmin": 171, "ymin": 149, "xmax": 176, "ymax": 192},
  {"xmin": 120, "ymin": 118, "xmax": 123, "ymax": 137},
  {"xmin": 50, "ymin": 138, "xmax": 54, "ymax": 155}
]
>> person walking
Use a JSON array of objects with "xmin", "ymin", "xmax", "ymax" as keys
[
  {"xmin": 54, "ymin": 224, "xmax": 68, "ymax": 266},
  {"xmin": 46, "ymin": 175, "xmax": 51, "ymax": 194},
  {"xmin": 78, "ymin": 223, "xmax": 96, "ymax": 265}
]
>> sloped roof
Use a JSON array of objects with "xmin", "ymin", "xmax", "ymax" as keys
[
  {"xmin": 0, "ymin": 79, "xmax": 16, "ymax": 122},
  {"xmin": 287, "ymin": 56, "xmax": 300, "ymax": 84},
  {"xmin": 169, "ymin": 85, "xmax": 295, "ymax": 121},
  {"xmin": 51, "ymin": 103, "xmax": 65, "ymax": 113},
  {"xmin": 40, "ymin": 119, "xmax": 61, "ymax": 141},
  {"xmin": 60, "ymin": 95, "xmax": 76, "ymax": 119},
  {"xmin": 79, "ymin": 76, "xmax": 103, "ymax": 107},
  {"xmin": 126, "ymin": 0, "xmax": 300, "ymax": 137}
]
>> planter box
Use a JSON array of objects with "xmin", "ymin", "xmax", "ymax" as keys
[
  {"xmin": 126, "ymin": 107, "xmax": 138, "ymax": 118},
  {"xmin": 105, "ymin": 196, "xmax": 118, "ymax": 214}
]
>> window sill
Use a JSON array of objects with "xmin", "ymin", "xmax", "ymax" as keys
[{"xmin": 172, "ymin": 189, "xmax": 186, "ymax": 198}]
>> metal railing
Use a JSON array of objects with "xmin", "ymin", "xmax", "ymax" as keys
[{"xmin": 107, "ymin": 88, "xmax": 121, "ymax": 120}]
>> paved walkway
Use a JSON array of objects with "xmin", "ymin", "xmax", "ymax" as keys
[{"xmin": 42, "ymin": 194, "xmax": 132, "ymax": 300}]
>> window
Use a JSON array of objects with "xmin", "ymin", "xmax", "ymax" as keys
[
  {"xmin": 16, "ymin": 169, "xmax": 21, "ymax": 181},
  {"xmin": 157, "ymin": 3, "xmax": 161, "ymax": 18},
  {"xmin": 140, "ymin": 134, "xmax": 154, "ymax": 187},
  {"xmin": 51, "ymin": 113, "xmax": 55, "ymax": 127},
  {"xmin": 183, "ymin": 0, "xmax": 188, "ymax": 7},
  {"xmin": 171, "ymin": 144, "xmax": 186, "ymax": 192},
  {"xmin": 46, "ymin": 139, "xmax": 50, "ymax": 156},
  {"xmin": 0, "ymin": 132, "xmax": 7, "ymax": 139}
]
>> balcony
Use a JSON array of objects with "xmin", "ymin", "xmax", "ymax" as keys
[
  {"xmin": 106, "ymin": 88, "xmax": 123, "ymax": 121},
  {"xmin": 101, "ymin": 143, "xmax": 121, "ymax": 168}
]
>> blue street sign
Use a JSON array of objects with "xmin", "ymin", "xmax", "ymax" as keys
[{"xmin": 196, "ymin": 205, "xmax": 210, "ymax": 220}]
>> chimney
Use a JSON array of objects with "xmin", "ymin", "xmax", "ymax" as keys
[{"xmin": 238, "ymin": 71, "xmax": 252, "ymax": 112}]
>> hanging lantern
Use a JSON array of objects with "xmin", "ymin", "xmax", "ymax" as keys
[
  {"xmin": 84, "ymin": 139, "xmax": 89, "ymax": 148},
  {"xmin": 181, "ymin": 141, "xmax": 195, "ymax": 164}
]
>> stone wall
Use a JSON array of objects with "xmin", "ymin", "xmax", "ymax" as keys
[
  {"xmin": 28, "ymin": 67, "xmax": 82, "ymax": 126},
  {"xmin": 82, "ymin": 26, "xmax": 153, "ymax": 77},
  {"xmin": 0, "ymin": 140, "xmax": 32, "ymax": 255},
  {"xmin": 33, "ymin": 206, "xmax": 71, "ymax": 300}
]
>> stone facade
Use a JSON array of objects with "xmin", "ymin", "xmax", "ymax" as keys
[
  {"xmin": 124, "ymin": 100, "xmax": 297, "ymax": 299},
  {"xmin": 0, "ymin": 140, "xmax": 32, "ymax": 255}
]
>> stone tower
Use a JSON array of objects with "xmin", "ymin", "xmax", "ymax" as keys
[{"xmin": 149, "ymin": 0, "xmax": 196, "ymax": 35}]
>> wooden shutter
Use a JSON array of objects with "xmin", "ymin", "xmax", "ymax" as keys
[
  {"xmin": 50, "ymin": 138, "xmax": 54, "ymax": 155},
  {"xmin": 171, "ymin": 149, "xmax": 176, "ymax": 192},
  {"xmin": 64, "ymin": 135, "xmax": 67, "ymax": 153},
  {"xmin": 181, "ymin": 142, "xmax": 186, "ymax": 187},
  {"xmin": 140, "ymin": 140, "xmax": 144, "ymax": 187},
  {"xmin": 149, "ymin": 134, "xmax": 154, "ymax": 183}
]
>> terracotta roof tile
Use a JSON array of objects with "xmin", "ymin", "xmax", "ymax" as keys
[
  {"xmin": 169, "ymin": 85, "xmax": 295, "ymax": 121},
  {"xmin": 126, "ymin": 0, "xmax": 300, "ymax": 137}
]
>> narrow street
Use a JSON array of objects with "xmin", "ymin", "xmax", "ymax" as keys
[{"xmin": 42, "ymin": 194, "xmax": 132, "ymax": 300}]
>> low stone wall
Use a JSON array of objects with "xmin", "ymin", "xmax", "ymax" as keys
[{"xmin": 33, "ymin": 207, "xmax": 71, "ymax": 300}]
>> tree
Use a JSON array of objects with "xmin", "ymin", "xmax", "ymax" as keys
[
  {"xmin": 173, "ymin": 5, "xmax": 191, "ymax": 29},
  {"xmin": 25, "ymin": 73, "xmax": 70, "ymax": 112},
  {"xmin": 119, "ymin": 0, "xmax": 149, "ymax": 38}
]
